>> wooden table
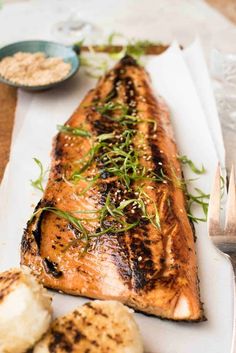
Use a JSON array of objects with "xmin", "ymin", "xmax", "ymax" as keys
[
  {"xmin": 0, "ymin": 1, "xmax": 236, "ymax": 182},
  {"xmin": 0, "ymin": 84, "xmax": 17, "ymax": 181}
]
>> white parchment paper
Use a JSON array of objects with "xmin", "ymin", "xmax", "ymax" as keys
[{"xmin": 0, "ymin": 42, "xmax": 232, "ymax": 353}]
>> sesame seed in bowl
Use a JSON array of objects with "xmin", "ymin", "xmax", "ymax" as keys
[{"xmin": 0, "ymin": 40, "xmax": 80, "ymax": 91}]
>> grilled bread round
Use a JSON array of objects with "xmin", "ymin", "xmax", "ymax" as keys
[
  {"xmin": 0, "ymin": 267, "xmax": 52, "ymax": 353},
  {"xmin": 34, "ymin": 300, "xmax": 143, "ymax": 353}
]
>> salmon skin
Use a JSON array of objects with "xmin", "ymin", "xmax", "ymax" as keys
[{"xmin": 21, "ymin": 55, "xmax": 204, "ymax": 321}]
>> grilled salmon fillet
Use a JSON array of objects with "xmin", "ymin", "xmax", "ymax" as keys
[{"xmin": 21, "ymin": 55, "xmax": 204, "ymax": 321}]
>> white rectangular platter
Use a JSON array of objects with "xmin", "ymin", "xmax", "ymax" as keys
[{"xmin": 0, "ymin": 42, "xmax": 233, "ymax": 353}]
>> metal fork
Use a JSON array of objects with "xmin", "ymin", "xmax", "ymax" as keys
[{"xmin": 208, "ymin": 164, "xmax": 236, "ymax": 353}]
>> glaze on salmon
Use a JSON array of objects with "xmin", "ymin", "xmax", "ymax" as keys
[{"xmin": 21, "ymin": 56, "xmax": 204, "ymax": 321}]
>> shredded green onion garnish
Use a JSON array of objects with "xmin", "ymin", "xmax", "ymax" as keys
[
  {"xmin": 31, "ymin": 204, "xmax": 140, "ymax": 254},
  {"xmin": 125, "ymin": 39, "xmax": 157, "ymax": 60},
  {"xmin": 178, "ymin": 155, "xmax": 206, "ymax": 175},
  {"xmin": 79, "ymin": 34, "xmax": 160, "ymax": 78},
  {"xmin": 30, "ymin": 63, "xmax": 210, "ymax": 254},
  {"xmin": 185, "ymin": 188, "xmax": 210, "ymax": 223},
  {"xmin": 57, "ymin": 125, "xmax": 91, "ymax": 137},
  {"xmin": 107, "ymin": 32, "xmax": 124, "ymax": 45},
  {"xmin": 30, "ymin": 158, "xmax": 45, "ymax": 192}
]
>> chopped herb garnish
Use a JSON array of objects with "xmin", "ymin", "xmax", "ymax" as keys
[
  {"xmin": 178, "ymin": 155, "xmax": 206, "ymax": 175},
  {"xmin": 78, "ymin": 34, "xmax": 160, "ymax": 78},
  {"xmin": 30, "ymin": 158, "xmax": 45, "ymax": 192},
  {"xmin": 31, "ymin": 204, "xmax": 140, "ymax": 255},
  {"xmin": 186, "ymin": 187, "xmax": 210, "ymax": 223},
  {"xmin": 95, "ymin": 101, "xmax": 128, "ymax": 116},
  {"xmin": 30, "ymin": 98, "xmax": 165, "ymax": 254},
  {"xmin": 95, "ymin": 101, "xmax": 140, "ymax": 126},
  {"xmin": 125, "ymin": 39, "xmax": 156, "ymax": 60},
  {"xmin": 107, "ymin": 32, "xmax": 124, "ymax": 45},
  {"xmin": 58, "ymin": 124, "xmax": 91, "ymax": 137},
  {"xmin": 177, "ymin": 154, "xmax": 209, "ymax": 222},
  {"xmin": 35, "ymin": 49, "xmax": 209, "ymax": 255}
]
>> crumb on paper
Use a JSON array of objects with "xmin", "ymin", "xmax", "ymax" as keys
[{"xmin": 0, "ymin": 51, "xmax": 71, "ymax": 86}]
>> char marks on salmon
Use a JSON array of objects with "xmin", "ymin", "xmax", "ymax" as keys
[{"xmin": 21, "ymin": 55, "xmax": 204, "ymax": 321}]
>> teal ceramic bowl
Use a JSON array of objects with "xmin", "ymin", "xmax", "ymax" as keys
[{"xmin": 0, "ymin": 40, "xmax": 80, "ymax": 91}]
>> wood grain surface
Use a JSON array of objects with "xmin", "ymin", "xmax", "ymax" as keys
[
  {"xmin": 206, "ymin": 0, "xmax": 236, "ymax": 24},
  {"xmin": 0, "ymin": 83, "xmax": 17, "ymax": 182},
  {"xmin": 0, "ymin": 0, "xmax": 236, "ymax": 182}
]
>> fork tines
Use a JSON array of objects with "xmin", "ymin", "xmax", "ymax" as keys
[
  {"xmin": 208, "ymin": 164, "xmax": 236, "ymax": 236},
  {"xmin": 225, "ymin": 166, "xmax": 236, "ymax": 234}
]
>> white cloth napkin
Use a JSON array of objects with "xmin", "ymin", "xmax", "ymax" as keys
[{"xmin": 0, "ymin": 41, "xmax": 232, "ymax": 353}]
